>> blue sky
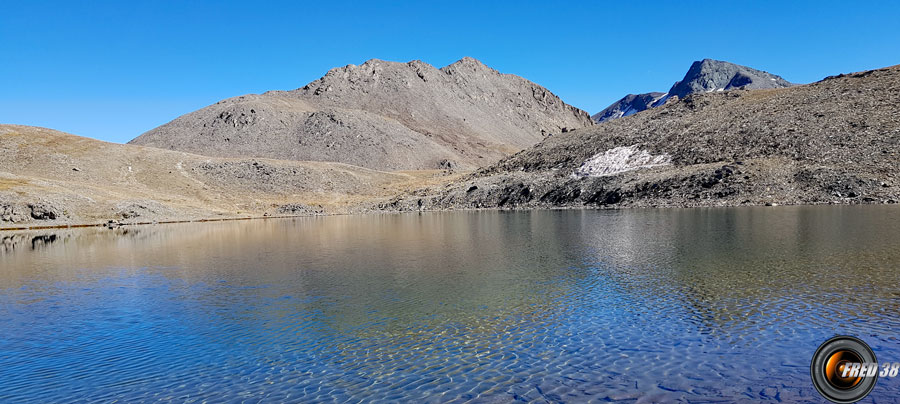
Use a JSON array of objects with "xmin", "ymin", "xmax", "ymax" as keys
[{"xmin": 1, "ymin": 1, "xmax": 899, "ymax": 143}]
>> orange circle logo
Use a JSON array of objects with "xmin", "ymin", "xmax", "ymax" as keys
[{"xmin": 811, "ymin": 336, "xmax": 878, "ymax": 403}]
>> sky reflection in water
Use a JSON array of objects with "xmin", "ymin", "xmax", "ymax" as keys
[{"xmin": 1, "ymin": 206, "xmax": 899, "ymax": 402}]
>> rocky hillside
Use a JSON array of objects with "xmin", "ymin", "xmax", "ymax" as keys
[
  {"xmin": 130, "ymin": 57, "xmax": 593, "ymax": 171},
  {"xmin": 0, "ymin": 125, "xmax": 454, "ymax": 228},
  {"xmin": 388, "ymin": 65, "xmax": 900, "ymax": 210},
  {"xmin": 594, "ymin": 59, "xmax": 793, "ymax": 122}
]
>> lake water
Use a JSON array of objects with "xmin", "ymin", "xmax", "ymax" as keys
[{"xmin": 1, "ymin": 207, "xmax": 899, "ymax": 403}]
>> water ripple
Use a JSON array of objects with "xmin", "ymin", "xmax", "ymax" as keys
[{"xmin": 0, "ymin": 207, "xmax": 898, "ymax": 402}]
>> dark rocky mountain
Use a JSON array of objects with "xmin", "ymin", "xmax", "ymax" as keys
[
  {"xmin": 665, "ymin": 59, "xmax": 793, "ymax": 99},
  {"xmin": 388, "ymin": 65, "xmax": 900, "ymax": 210},
  {"xmin": 593, "ymin": 59, "xmax": 793, "ymax": 122},
  {"xmin": 130, "ymin": 57, "xmax": 593, "ymax": 171},
  {"xmin": 590, "ymin": 92, "xmax": 666, "ymax": 122}
]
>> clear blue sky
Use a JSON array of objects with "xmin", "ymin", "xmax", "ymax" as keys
[{"xmin": 2, "ymin": 1, "xmax": 898, "ymax": 143}]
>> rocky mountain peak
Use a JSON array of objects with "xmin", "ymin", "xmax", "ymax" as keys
[
  {"xmin": 131, "ymin": 57, "xmax": 592, "ymax": 171},
  {"xmin": 440, "ymin": 57, "xmax": 499, "ymax": 76},
  {"xmin": 594, "ymin": 59, "xmax": 793, "ymax": 123},
  {"xmin": 451, "ymin": 56, "xmax": 485, "ymax": 66},
  {"xmin": 667, "ymin": 59, "xmax": 792, "ymax": 99}
]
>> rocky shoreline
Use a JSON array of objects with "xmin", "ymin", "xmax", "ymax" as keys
[
  {"xmin": 379, "ymin": 160, "xmax": 898, "ymax": 213},
  {"xmin": 6, "ymin": 193, "xmax": 899, "ymax": 233}
]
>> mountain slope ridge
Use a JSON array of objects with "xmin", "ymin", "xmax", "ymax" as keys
[
  {"xmin": 130, "ymin": 57, "xmax": 593, "ymax": 171},
  {"xmin": 388, "ymin": 64, "xmax": 900, "ymax": 210}
]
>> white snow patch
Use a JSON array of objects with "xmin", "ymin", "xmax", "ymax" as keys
[
  {"xmin": 652, "ymin": 94, "xmax": 670, "ymax": 107},
  {"xmin": 573, "ymin": 145, "xmax": 671, "ymax": 178}
]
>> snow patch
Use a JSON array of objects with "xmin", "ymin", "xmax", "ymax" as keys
[
  {"xmin": 651, "ymin": 94, "xmax": 670, "ymax": 107},
  {"xmin": 573, "ymin": 146, "xmax": 671, "ymax": 177},
  {"xmin": 608, "ymin": 110, "xmax": 626, "ymax": 119}
]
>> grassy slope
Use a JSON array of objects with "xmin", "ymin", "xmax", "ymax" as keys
[{"xmin": 0, "ymin": 125, "xmax": 458, "ymax": 228}]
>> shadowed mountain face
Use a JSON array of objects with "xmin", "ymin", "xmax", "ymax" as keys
[
  {"xmin": 388, "ymin": 65, "xmax": 900, "ymax": 210},
  {"xmin": 593, "ymin": 59, "xmax": 793, "ymax": 123},
  {"xmin": 591, "ymin": 92, "xmax": 666, "ymax": 122},
  {"xmin": 130, "ymin": 57, "xmax": 593, "ymax": 171}
]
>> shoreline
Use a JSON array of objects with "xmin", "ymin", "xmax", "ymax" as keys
[
  {"xmin": 3, "ymin": 199, "xmax": 896, "ymax": 232},
  {"xmin": 0, "ymin": 214, "xmax": 308, "ymax": 232}
]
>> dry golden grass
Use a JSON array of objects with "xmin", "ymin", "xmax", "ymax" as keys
[
  {"xmin": 0, "ymin": 124, "xmax": 461, "ymax": 227},
  {"xmin": 0, "ymin": 178, "xmax": 30, "ymax": 191}
]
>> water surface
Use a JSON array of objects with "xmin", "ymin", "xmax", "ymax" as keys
[{"xmin": 2, "ymin": 206, "xmax": 899, "ymax": 402}]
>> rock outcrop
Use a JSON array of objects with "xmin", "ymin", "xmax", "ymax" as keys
[{"xmin": 0, "ymin": 200, "xmax": 64, "ymax": 223}]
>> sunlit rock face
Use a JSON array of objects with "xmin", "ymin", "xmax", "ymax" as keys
[{"xmin": 573, "ymin": 145, "xmax": 671, "ymax": 177}]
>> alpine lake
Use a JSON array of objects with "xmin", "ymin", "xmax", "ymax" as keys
[{"xmin": 2, "ymin": 206, "xmax": 899, "ymax": 402}]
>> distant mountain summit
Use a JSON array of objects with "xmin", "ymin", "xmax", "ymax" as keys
[
  {"xmin": 131, "ymin": 57, "xmax": 592, "ymax": 171},
  {"xmin": 591, "ymin": 92, "xmax": 666, "ymax": 122},
  {"xmin": 665, "ymin": 59, "xmax": 793, "ymax": 99},
  {"xmin": 594, "ymin": 59, "xmax": 793, "ymax": 123}
]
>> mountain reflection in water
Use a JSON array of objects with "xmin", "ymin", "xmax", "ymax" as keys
[{"xmin": 1, "ymin": 206, "xmax": 898, "ymax": 402}]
